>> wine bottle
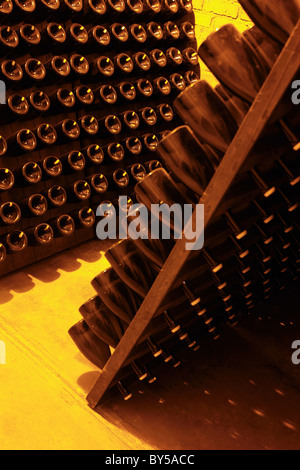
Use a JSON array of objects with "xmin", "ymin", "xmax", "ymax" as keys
[
  {"xmin": 164, "ymin": 21, "xmax": 180, "ymax": 41},
  {"xmin": 133, "ymin": 52, "xmax": 151, "ymax": 72},
  {"xmin": 45, "ymin": 185, "xmax": 67, "ymax": 208},
  {"xmin": 145, "ymin": 160, "xmax": 162, "ymax": 172},
  {"xmin": 62, "ymin": 150, "xmax": 86, "ymax": 173},
  {"xmin": 45, "ymin": 56, "xmax": 70, "ymax": 79},
  {"xmin": 142, "ymin": 133, "xmax": 159, "ymax": 151},
  {"xmin": 117, "ymin": 81, "xmax": 137, "ymax": 102},
  {"xmin": 66, "ymin": 180, "xmax": 91, "ymax": 202},
  {"xmin": 42, "ymin": 156, "xmax": 63, "ymax": 179},
  {"xmin": 0, "ymin": 168, "xmax": 14, "ymax": 191},
  {"xmin": 184, "ymin": 70, "xmax": 200, "ymax": 85},
  {"xmin": 105, "ymin": 142, "xmax": 125, "ymax": 162},
  {"xmin": 29, "ymin": 91, "xmax": 51, "ymax": 113},
  {"xmin": 80, "ymin": 115, "xmax": 99, "ymax": 137},
  {"xmin": 70, "ymin": 207, "xmax": 96, "ymax": 229},
  {"xmin": 100, "ymin": 115, "xmax": 122, "ymax": 136},
  {"xmin": 0, "ymin": 242, "xmax": 6, "ymax": 263},
  {"xmin": 66, "ymin": 23, "xmax": 88, "ymax": 47},
  {"xmin": 127, "ymin": 163, "xmax": 147, "ymax": 183},
  {"xmin": 19, "ymin": 24, "xmax": 41, "ymax": 48},
  {"xmin": 121, "ymin": 110, "xmax": 140, "ymax": 130},
  {"xmin": 6, "ymin": 129, "xmax": 37, "ymax": 154},
  {"xmin": 93, "ymin": 56, "xmax": 115, "ymax": 78},
  {"xmin": 74, "ymin": 85, "xmax": 94, "ymax": 107},
  {"xmin": 144, "ymin": 0, "xmax": 161, "ymax": 16},
  {"xmin": 84, "ymin": 144, "xmax": 104, "ymax": 166},
  {"xmin": 147, "ymin": 22, "xmax": 164, "ymax": 43},
  {"xmin": 139, "ymin": 106, "xmax": 157, "ymax": 127},
  {"xmin": 50, "ymin": 88, "xmax": 75, "ymax": 111},
  {"xmin": 112, "ymin": 169, "xmax": 130, "ymax": 189},
  {"xmin": 88, "ymin": 25, "xmax": 110, "ymax": 47},
  {"xmin": 0, "ymin": 136, "xmax": 7, "ymax": 156},
  {"xmin": 84, "ymin": 0, "xmax": 107, "ymax": 20},
  {"xmin": 7, "ymin": 94, "xmax": 29, "ymax": 119},
  {"xmin": 69, "ymin": 54, "xmax": 89, "ymax": 76},
  {"xmin": 87, "ymin": 174, "xmax": 109, "ymax": 194},
  {"xmin": 0, "ymin": 26, "xmax": 19, "ymax": 50},
  {"xmin": 19, "ymin": 194, "xmax": 48, "ymax": 217},
  {"xmin": 55, "ymin": 119, "xmax": 80, "ymax": 142},
  {"xmin": 51, "ymin": 214, "xmax": 75, "ymax": 237},
  {"xmin": 123, "ymin": 136, "xmax": 142, "ymax": 156},
  {"xmin": 156, "ymin": 103, "xmax": 174, "ymax": 122},
  {"xmin": 98, "ymin": 85, "xmax": 118, "ymax": 105},
  {"xmin": 161, "ymin": 0, "xmax": 179, "ymax": 16},
  {"xmin": 129, "ymin": 24, "xmax": 147, "ymax": 44},
  {"xmin": 5, "ymin": 230, "xmax": 28, "ymax": 253},
  {"xmin": 135, "ymin": 79, "xmax": 153, "ymax": 98},
  {"xmin": 19, "ymin": 162, "xmax": 42, "ymax": 185},
  {"xmin": 0, "ymin": 202, "xmax": 21, "ymax": 225},
  {"xmin": 0, "ymin": 0, "xmax": 13, "ymax": 18},
  {"xmin": 14, "ymin": 0, "xmax": 36, "ymax": 15},
  {"xmin": 166, "ymin": 47, "xmax": 183, "ymax": 66},
  {"xmin": 169, "ymin": 73, "xmax": 186, "ymax": 92},
  {"xmin": 153, "ymin": 76, "xmax": 171, "ymax": 96},
  {"xmin": 23, "ymin": 59, "xmax": 46, "ymax": 82},
  {"xmin": 27, "ymin": 223, "xmax": 54, "ymax": 246},
  {"xmin": 61, "ymin": 0, "xmax": 83, "ymax": 16},
  {"xmin": 182, "ymin": 47, "xmax": 199, "ymax": 66},
  {"xmin": 150, "ymin": 48, "xmax": 167, "ymax": 68},
  {"xmin": 181, "ymin": 21, "xmax": 195, "ymax": 40},
  {"xmin": 110, "ymin": 23, "xmax": 129, "ymax": 44},
  {"xmin": 126, "ymin": 0, "xmax": 143, "ymax": 15},
  {"xmin": 114, "ymin": 53, "xmax": 134, "ymax": 75},
  {"xmin": 1, "ymin": 60, "xmax": 23, "ymax": 83},
  {"xmin": 41, "ymin": 23, "xmax": 66, "ymax": 47},
  {"xmin": 107, "ymin": 0, "xmax": 126, "ymax": 15},
  {"xmin": 35, "ymin": 123, "xmax": 57, "ymax": 147}
]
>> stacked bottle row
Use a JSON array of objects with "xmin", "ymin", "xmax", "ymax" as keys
[
  {"xmin": 0, "ymin": 0, "xmax": 199, "ymax": 276},
  {"xmin": 69, "ymin": 0, "xmax": 300, "ymax": 402}
]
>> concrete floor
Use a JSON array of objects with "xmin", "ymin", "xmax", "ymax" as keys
[{"xmin": 0, "ymin": 239, "xmax": 299, "ymax": 450}]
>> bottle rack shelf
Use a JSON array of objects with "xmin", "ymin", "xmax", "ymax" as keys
[
  {"xmin": 84, "ymin": 17, "xmax": 300, "ymax": 408},
  {"xmin": 0, "ymin": 0, "xmax": 199, "ymax": 277}
]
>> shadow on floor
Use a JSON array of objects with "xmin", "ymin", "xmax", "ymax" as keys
[
  {"xmin": 0, "ymin": 238, "xmax": 112, "ymax": 305},
  {"xmin": 83, "ymin": 284, "xmax": 300, "ymax": 450}
]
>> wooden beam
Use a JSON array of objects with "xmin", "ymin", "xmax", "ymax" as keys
[{"xmin": 87, "ymin": 19, "xmax": 300, "ymax": 408}]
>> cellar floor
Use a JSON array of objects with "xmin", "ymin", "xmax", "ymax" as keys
[{"xmin": 0, "ymin": 239, "xmax": 299, "ymax": 450}]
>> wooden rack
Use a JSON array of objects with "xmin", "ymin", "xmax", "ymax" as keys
[{"xmin": 87, "ymin": 18, "xmax": 300, "ymax": 408}]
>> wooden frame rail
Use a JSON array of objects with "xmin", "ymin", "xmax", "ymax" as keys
[{"xmin": 87, "ymin": 18, "xmax": 300, "ymax": 408}]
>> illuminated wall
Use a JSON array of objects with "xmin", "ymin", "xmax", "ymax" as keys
[{"xmin": 194, "ymin": 0, "xmax": 254, "ymax": 85}]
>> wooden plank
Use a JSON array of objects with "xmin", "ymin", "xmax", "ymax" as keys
[{"xmin": 87, "ymin": 19, "xmax": 300, "ymax": 408}]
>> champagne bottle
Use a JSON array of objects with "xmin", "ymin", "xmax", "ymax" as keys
[
  {"xmin": 0, "ymin": 202, "xmax": 21, "ymax": 225},
  {"xmin": 69, "ymin": 54, "xmax": 89, "ymax": 76},
  {"xmin": 84, "ymin": 144, "xmax": 104, "ymax": 166},
  {"xmin": 1, "ymin": 60, "xmax": 23, "ymax": 83},
  {"xmin": 27, "ymin": 223, "xmax": 54, "ymax": 246},
  {"xmin": 74, "ymin": 85, "xmax": 94, "ymax": 107},
  {"xmin": 7, "ymin": 129, "xmax": 37, "ymax": 154},
  {"xmin": 5, "ymin": 230, "xmax": 28, "ymax": 253},
  {"xmin": 20, "ymin": 194, "xmax": 48, "ymax": 217},
  {"xmin": 0, "ymin": 26, "xmax": 19, "ymax": 50},
  {"xmin": 0, "ymin": 168, "xmax": 14, "ymax": 191},
  {"xmin": 29, "ymin": 91, "xmax": 51, "ymax": 113},
  {"xmin": 7, "ymin": 94, "xmax": 29, "ymax": 119},
  {"xmin": 42, "ymin": 156, "xmax": 63, "ymax": 179},
  {"xmin": 45, "ymin": 185, "xmax": 67, "ymax": 207}
]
